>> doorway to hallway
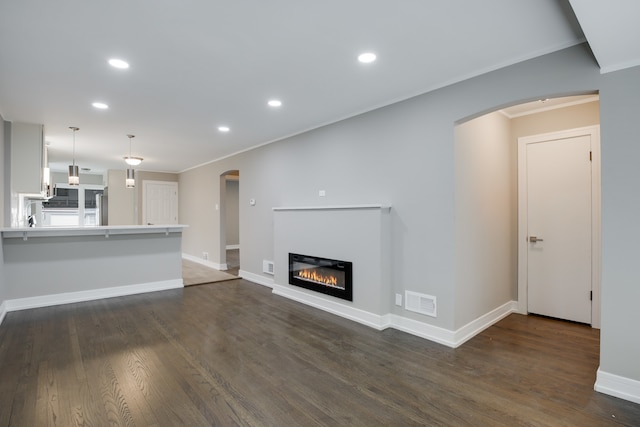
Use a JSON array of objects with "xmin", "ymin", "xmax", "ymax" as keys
[{"xmin": 220, "ymin": 170, "xmax": 240, "ymax": 274}]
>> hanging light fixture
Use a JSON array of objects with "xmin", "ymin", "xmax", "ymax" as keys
[
  {"xmin": 124, "ymin": 134, "xmax": 143, "ymax": 166},
  {"xmin": 68, "ymin": 126, "xmax": 80, "ymax": 185},
  {"xmin": 125, "ymin": 134, "xmax": 136, "ymax": 188}
]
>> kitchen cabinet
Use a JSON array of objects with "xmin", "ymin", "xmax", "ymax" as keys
[{"xmin": 9, "ymin": 122, "xmax": 45, "ymax": 195}]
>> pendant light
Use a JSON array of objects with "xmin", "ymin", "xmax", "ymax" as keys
[
  {"xmin": 68, "ymin": 126, "xmax": 80, "ymax": 185},
  {"xmin": 124, "ymin": 134, "xmax": 143, "ymax": 166},
  {"xmin": 125, "ymin": 134, "xmax": 136, "ymax": 188}
]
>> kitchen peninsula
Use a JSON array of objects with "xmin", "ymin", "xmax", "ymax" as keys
[{"xmin": 1, "ymin": 225, "xmax": 185, "ymax": 314}]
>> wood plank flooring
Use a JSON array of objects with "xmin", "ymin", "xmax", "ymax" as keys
[{"xmin": 1, "ymin": 280, "xmax": 639, "ymax": 426}]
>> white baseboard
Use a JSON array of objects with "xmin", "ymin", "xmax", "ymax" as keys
[
  {"xmin": 226, "ymin": 244, "xmax": 240, "ymax": 250},
  {"xmin": 4, "ymin": 279, "xmax": 184, "ymax": 313},
  {"xmin": 239, "ymin": 270, "xmax": 274, "ymax": 288},
  {"xmin": 595, "ymin": 369, "xmax": 640, "ymax": 404},
  {"xmin": 182, "ymin": 253, "xmax": 226, "ymax": 270},
  {"xmin": 272, "ymin": 283, "xmax": 392, "ymax": 330},
  {"xmin": 452, "ymin": 301, "xmax": 518, "ymax": 347},
  {"xmin": 389, "ymin": 314, "xmax": 457, "ymax": 347},
  {"xmin": 0, "ymin": 301, "xmax": 7, "ymax": 327},
  {"xmin": 266, "ymin": 282, "xmax": 517, "ymax": 349}
]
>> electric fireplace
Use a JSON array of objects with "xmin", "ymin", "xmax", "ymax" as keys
[{"xmin": 289, "ymin": 253, "xmax": 353, "ymax": 301}]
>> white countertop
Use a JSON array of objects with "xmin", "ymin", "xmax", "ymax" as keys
[
  {"xmin": 273, "ymin": 204, "xmax": 391, "ymax": 212},
  {"xmin": 1, "ymin": 224, "xmax": 187, "ymax": 239}
]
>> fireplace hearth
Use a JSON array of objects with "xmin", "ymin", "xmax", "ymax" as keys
[{"xmin": 289, "ymin": 253, "xmax": 353, "ymax": 301}]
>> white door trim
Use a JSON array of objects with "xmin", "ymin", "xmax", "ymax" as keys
[{"xmin": 517, "ymin": 125, "xmax": 601, "ymax": 328}]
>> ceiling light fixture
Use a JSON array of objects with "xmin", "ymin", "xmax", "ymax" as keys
[
  {"xmin": 358, "ymin": 52, "xmax": 377, "ymax": 63},
  {"xmin": 268, "ymin": 99, "xmax": 282, "ymax": 107},
  {"xmin": 108, "ymin": 58, "xmax": 130, "ymax": 69},
  {"xmin": 92, "ymin": 102, "xmax": 109, "ymax": 109},
  {"xmin": 218, "ymin": 126, "xmax": 230, "ymax": 132},
  {"xmin": 68, "ymin": 126, "xmax": 80, "ymax": 186},
  {"xmin": 125, "ymin": 134, "xmax": 138, "ymax": 188},
  {"xmin": 123, "ymin": 134, "xmax": 143, "ymax": 166}
]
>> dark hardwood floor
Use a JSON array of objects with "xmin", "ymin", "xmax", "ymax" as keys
[{"xmin": 1, "ymin": 280, "xmax": 639, "ymax": 426}]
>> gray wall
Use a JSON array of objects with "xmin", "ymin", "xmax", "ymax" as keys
[
  {"xmin": 3, "ymin": 232, "xmax": 182, "ymax": 300},
  {"xmin": 178, "ymin": 43, "xmax": 639, "ymax": 385},
  {"xmin": 454, "ymin": 111, "xmax": 513, "ymax": 327},
  {"xmin": 108, "ymin": 169, "xmax": 136, "ymax": 225},
  {"xmin": 600, "ymin": 66, "xmax": 640, "ymax": 381}
]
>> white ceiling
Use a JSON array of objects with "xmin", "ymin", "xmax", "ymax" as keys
[{"xmin": 0, "ymin": 1, "xmax": 635, "ymax": 175}]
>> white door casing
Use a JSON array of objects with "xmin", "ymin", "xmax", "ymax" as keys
[
  {"xmin": 143, "ymin": 180, "xmax": 178, "ymax": 225},
  {"xmin": 517, "ymin": 126, "xmax": 601, "ymax": 327}
]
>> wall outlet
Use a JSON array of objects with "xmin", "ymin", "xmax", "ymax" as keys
[
  {"xmin": 395, "ymin": 293, "xmax": 402, "ymax": 306},
  {"xmin": 202, "ymin": 252, "xmax": 208, "ymax": 260},
  {"xmin": 319, "ymin": 190, "xmax": 326, "ymax": 197}
]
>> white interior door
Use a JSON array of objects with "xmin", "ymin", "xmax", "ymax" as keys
[
  {"xmin": 523, "ymin": 133, "xmax": 592, "ymax": 324},
  {"xmin": 143, "ymin": 181, "xmax": 178, "ymax": 225}
]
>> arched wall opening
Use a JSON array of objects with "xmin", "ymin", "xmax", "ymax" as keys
[
  {"xmin": 453, "ymin": 93, "xmax": 600, "ymax": 330},
  {"xmin": 219, "ymin": 169, "xmax": 240, "ymax": 272}
]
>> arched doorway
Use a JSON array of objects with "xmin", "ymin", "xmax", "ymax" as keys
[
  {"xmin": 454, "ymin": 93, "xmax": 601, "ymax": 329},
  {"xmin": 220, "ymin": 170, "xmax": 240, "ymax": 275}
]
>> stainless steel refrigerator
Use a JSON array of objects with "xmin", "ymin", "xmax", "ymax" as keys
[{"xmin": 96, "ymin": 188, "xmax": 108, "ymax": 225}]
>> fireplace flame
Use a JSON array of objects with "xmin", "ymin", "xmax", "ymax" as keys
[{"xmin": 297, "ymin": 269, "xmax": 338, "ymax": 286}]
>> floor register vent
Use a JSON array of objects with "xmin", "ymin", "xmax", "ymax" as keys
[{"xmin": 405, "ymin": 291, "xmax": 437, "ymax": 317}]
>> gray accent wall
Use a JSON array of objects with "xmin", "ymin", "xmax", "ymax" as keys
[
  {"xmin": 600, "ymin": 66, "xmax": 640, "ymax": 382},
  {"xmin": 175, "ymin": 43, "xmax": 636, "ymax": 387}
]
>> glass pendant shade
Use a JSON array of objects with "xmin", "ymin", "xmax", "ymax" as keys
[
  {"xmin": 68, "ymin": 126, "xmax": 80, "ymax": 185},
  {"xmin": 124, "ymin": 134, "xmax": 142, "ymax": 166},
  {"xmin": 124, "ymin": 156, "xmax": 143, "ymax": 166},
  {"xmin": 126, "ymin": 168, "xmax": 135, "ymax": 188},
  {"xmin": 68, "ymin": 165, "xmax": 79, "ymax": 185}
]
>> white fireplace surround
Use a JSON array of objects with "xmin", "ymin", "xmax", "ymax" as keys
[{"xmin": 273, "ymin": 204, "xmax": 392, "ymax": 322}]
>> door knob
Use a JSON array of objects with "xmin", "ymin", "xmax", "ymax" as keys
[{"xmin": 529, "ymin": 236, "xmax": 544, "ymax": 243}]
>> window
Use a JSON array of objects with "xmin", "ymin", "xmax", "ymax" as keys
[{"xmin": 42, "ymin": 184, "xmax": 104, "ymax": 226}]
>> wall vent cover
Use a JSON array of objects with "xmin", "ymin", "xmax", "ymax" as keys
[
  {"xmin": 263, "ymin": 260, "xmax": 274, "ymax": 275},
  {"xmin": 405, "ymin": 291, "xmax": 437, "ymax": 317}
]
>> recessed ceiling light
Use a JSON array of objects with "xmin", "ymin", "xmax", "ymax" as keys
[
  {"xmin": 92, "ymin": 102, "xmax": 109, "ymax": 109},
  {"xmin": 108, "ymin": 58, "xmax": 129, "ymax": 69},
  {"xmin": 218, "ymin": 126, "xmax": 230, "ymax": 132},
  {"xmin": 268, "ymin": 99, "xmax": 282, "ymax": 107},
  {"xmin": 358, "ymin": 52, "xmax": 377, "ymax": 63}
]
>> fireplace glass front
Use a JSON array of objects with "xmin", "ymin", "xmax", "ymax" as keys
[{"xmin": 289, "ymin": 253, "xmax": 353, "ymax": 301}]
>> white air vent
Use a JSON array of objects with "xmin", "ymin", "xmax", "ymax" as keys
[
  {"xmin": 263, "ymin": 260, "xmax": 274, "ymax": 275},
  {"xmin": 405, "ymin": 291, "xmax": 437, "ymax": 317}
]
